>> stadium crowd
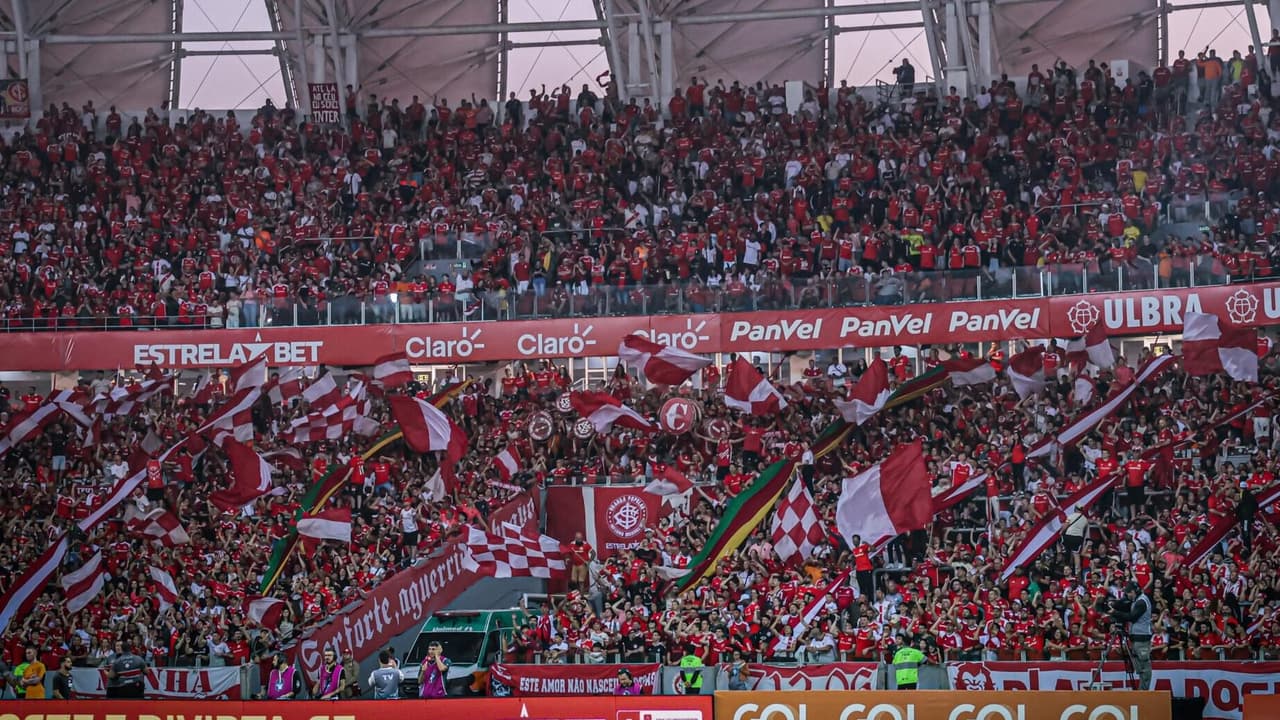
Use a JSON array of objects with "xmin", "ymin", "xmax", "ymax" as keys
[
  {"xmin": 1, "ymin": 40, "xmax": 1280, "ymax": 698},
  {"xmin": 2, "ymin": 39, "xmax": 1280, "ymax": 330}
]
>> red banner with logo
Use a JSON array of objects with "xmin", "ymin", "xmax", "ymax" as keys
[
  {"xmin": 35, "ymin": 698, "xmax": 713, "ymax": 720},
  {"xmin": 489, "ymin": 662, "xmax": 661, "ymax": 696},
  {"xmin": 287, "ymin": 492, "xmax": 538, "ymax": 680},
  {"xmin": 69, "ymin": 664, "xmax": 242, "ymax": 699},
  {"xmin": 948, "ymin": 660, "xmax": 1280, "ymax": 720},
  {"xmin": 6, "ymin": 282, "xmax": 1280, "ymax": 370},
  {"xmin": 713, "ymin": 661, "xmax": 879, "ymax": 691},
  {"xmin": 544, "ymin": 486, "xmax": 665, "ymax": 560}
]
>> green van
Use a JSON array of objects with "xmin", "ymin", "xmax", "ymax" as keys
[{"xmin": 400, "ymin": 608, "xmax": 523, "ymax": 697}]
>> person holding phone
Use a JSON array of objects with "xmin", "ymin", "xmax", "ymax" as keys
[{"xmin": 419, "ymin": 641, "xmax": 449, "ymax": 699}]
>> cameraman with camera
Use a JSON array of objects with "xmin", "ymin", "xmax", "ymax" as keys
[{"xmin": 1107, "ymin": 581, "xmax": 1154, "ymax": 690}]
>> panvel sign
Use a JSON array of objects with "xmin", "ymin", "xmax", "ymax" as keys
[
  {"xmin": 7, "ymin": 282, "xmax": 1280, "ymax": 371},
  {"xmin": 288, "ymin": 492, "xmax": 538, "ymax": 678},
  {"xmin": 714, "ymin": 690, "xmax": 1170, "ymax": 720},
  {"xmin": 16, "ymin": 698, "xmax": 713, "ymax": 720},
  {"xmin": 544, "ymin": 486, "xmax": 666, "ymax": 559},
  {"xmin": 948, "ymin": 660, "xmax": 1280, "ymax": 720}
]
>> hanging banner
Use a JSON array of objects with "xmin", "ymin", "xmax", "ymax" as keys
[
  {"xmin": 714, "ymin": 661, "xmax": 879, "ymax": 691},
  {"xmin": 6, "ymin": 282, "xmax": 1280, "ymax": 371},
  {"xmin": 714, "ymin": 690, "xmax": 1169, "ymax": 720},
  {"xmin": 69, "ymin": 664, "xmax": 243, "ymax": 699},
  {"xmin": 308, "ymin": 82, "xmax": 340, "ymax": 123},
  {"xmin": 31, "ymin": 698, "xmax": 713, "ymax": 720},
  {"xmin": 0, "ymin": 79, "xmax": 30, "ymax": 119},
  {"xmin": 948, "ymin": 660, "xmax": 1280, "ymax": 720},
  {"xmin": 288, "ymin": 492, "xmax": 538, "ymax": 679},
  {"xmin": 544, "ymin": 486, "xmax": 666, "ymax": 559},
  {"xmin": 489, "ymin": 662, "xmax": 662, "ymax": 696}
]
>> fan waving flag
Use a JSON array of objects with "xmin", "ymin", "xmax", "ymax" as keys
[
  {"xmin": 302, "ymin": 372, "xmax": 343, "ymax": 410},
  {"xmin": 210, "ymin": 439, "xmax": 276, "ymax": 512},
  {"xmin": 932, "ymin": 473, "xmax": 988, "ymax": 515},
  {"xmin": 833, "ymin": 357, "xmax": 890, "ymax": 425},
  {"xmin": 1006, "ymin": 345, "xmax": 1047, "ymax": 399},
  {"xmin": 266, "ymin": 366, "xmax": 310, "ymax": 405},
  {"xmin": 944, "ymin": 357, "xmax": 997, "ymax": 387},
  {"xmin": 465, "ymin": 524, "xmax": 569, "ymax": 579},
  {"xmin": 229, "ymin": 355, "xmax": 269, "ymax": 393},
  {"xmin": 494, "ymin": 446, "xmax": 521, "ymax": 481},
  {"xmin": 999, "ymin": 471, "xmax": 1116, "ymax": 581},
  {"xmin": 1178, "ymin": 483, "xmax": 1280, "ymax": 572},
  {"xmin": 388, "ymin": 394, "xmax": 468, "ymax": 480},
  {"xmin": 297, "ymin": 507, "xmax": 353, "ymax": 544},
  {"xmin": 246, "ymin": 596, "xmax": 286, "ymax": 628},
  {"xmin": 1065, "ymin": 324, "xmax": 1116, "ymax": 370},
  {"xmin": 571, "ymin": 391, "xmax": 655, "ymax": 433},
  {"xmin": 149, "ymin": 565, "xmax": 180, "ymax": 612},
  {"xmin": 124, "ymin": 504, "xmax": 191, "ymax": 546},
  {"xmin": 771, "ymin": 478, "xmax": 826, "ymax": 564},
  {"xmin": 0, "ymin": 402, "xmax": 63, "ymax": 457},
  {"xmin": 372, "ymin": 352, "xmax": 415, "ymax": 390},
  {"xmin": 1182, "ymin": 310, "xmax": 1259, "ymax": 382},
  {"xmin": 835, "ymin": 440, "xmax": 932, "ymax": 549},
  {"xmin": 62, "ymin": 552, "xmax": 109, "ymax": 614},
  {"xmin": 618, "ymin": 333, "xmax": 712, "ymax": 385},
  {"xmin": 724, "ymin": 357, "xmax": 787, "ymax": 415},
  {"xmin": 770, "ymin": 568, "xmax": 853, "ymax": 654}
]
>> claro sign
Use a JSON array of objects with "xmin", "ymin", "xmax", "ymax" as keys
[
  {"xmin": 7, "ymin": 282, "xmax": 1280, "ymax": 371},
  {"xmin": 715, "ymin": 691, "xmax": 1170, "ymax": 720}
]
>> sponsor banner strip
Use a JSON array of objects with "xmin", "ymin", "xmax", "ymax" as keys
[
  {"xmin": 489, "ymin": 662, "xmax": 662, "ymax": 696},
  {"xmin": 32, "ymin": 697, "xmax": 714, "ymax": 720},
  {"xmin": 713, "ymin": 690, "xmax": 1170, "ymax": 720},
  {"xmin": 947, "ymin": 660, "xmax": 1280, "ymax": 720},
  {"xmin": 4, "ymin": 283, "xmax": 1280, "ymax": 370}
]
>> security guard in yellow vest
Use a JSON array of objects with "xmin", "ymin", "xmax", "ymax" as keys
[
  {"xmin": 892, "ymin": 636, "xmax": 927, "ymax": 689},
  {"xmin": 678, "ymin": 650, "xmax": 704, "ymax": 694}
]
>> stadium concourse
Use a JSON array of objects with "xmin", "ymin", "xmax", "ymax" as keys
[{"xmin": 2, "ymin": 39, "xmax": 1280, "ymax": 712}]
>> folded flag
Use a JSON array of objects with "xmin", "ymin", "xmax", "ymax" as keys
[
  {"xmin": 617, "ymin": 333, "xmax": 712, "ymax": 385},
  {"xmin": 1182, "ymin": 310, "xmax": 1258, "ymax": 382},
  {"xmin": 833, "ymin": 357, "xmax": 890, "ymax": 425},
  {"xmin": 724, "ymin": 357, "xmax": 787, "ymax": 415},
  {"xmin": 571, "ymin": 391, "xmax": 655, "ymax": 433},
  {"xmin": 835, "ymin": 440, "xmax": 932, "ymax": 549}
]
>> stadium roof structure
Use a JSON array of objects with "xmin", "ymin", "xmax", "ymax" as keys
[{"xmin": 0, "ymin": 0, "xmax": 1273, "ymax": 113}]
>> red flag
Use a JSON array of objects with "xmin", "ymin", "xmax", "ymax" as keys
[
  {"xmin": 835, "ymin": 440, "xmax": 931, "ymax": 548},
  {"xmin": 148, "ymin": 565, "xmax": 180, "ymax": 612},
  {"xmin": 229, "ymin": 355, "xmax": 269, "ymax": 393},
  {"xmin": 724, "ymin": 357, "xmax": 787, "ymax": 415},
  {"xmin": 372, "ymin": 352, "xmax": 415, "ymax": 390},
  {"xmin": 246, "ymin": 596, "xmax": 285, "ymax": 628},
  {"xmin": 771, "ymin": 478, "xmax": 826, "ymax": 565},
  {"xmin": 617, "ymin": 333, "xmax": 712, "ymax": 385},
  {"xmin": 1006, "ymin": 345, "xmax": 1047, "ymax": 399},
  {"xmin": 1065, "ymin": 324, "xmax": 1116, "ymax": 370},
  {"xmin": 209, "ymin": 439, "xmax": 276, "ymax": 512},
  {"xmin": 1183, "ymin": 310, "xmax": 1258, "ymax": 382},
  {"xmin": 944, "ymin": 357, "xmax": 997, "ymax": 386},
  {"xmin": 495, "ymin": 446, "xmax": 521, "ymax": 481},
  {"xmin": 833, "ymin": 357, "xmax": 890, "ymax": 425},
  {"xmin": 571, "ymin": 391, "xmax": 655, "ymax": 433}
]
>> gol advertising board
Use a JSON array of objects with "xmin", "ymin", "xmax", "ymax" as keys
[{"xmin": 714, "ymin": 690, "xmax": 1170, "ymax": 720}]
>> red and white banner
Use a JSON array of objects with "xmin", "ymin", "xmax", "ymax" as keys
[
  {"xmin": 545, "ymin": 486, "xmax": 665, "ymax": 559},
  {"xmin": 8, "ymin": 283, "xmax": 1280, "ymax": 370},
  {"xmin": 948, "ymin": 660, "xmax": 1280, "ymax": 720},
  {"xmin": 716, "ymin": 661, "xmax": 879, "ymax": 691},
  {"xmin": 70, "ymin": 665, "xmax": 243, "ymax": 699},
  {"xmin": 489, "ymin": 662, "xmax": 661, "ymax": 696},
  {"xmin": 287, "ymin": 493, "xmax": 538, "ymax": 679}
]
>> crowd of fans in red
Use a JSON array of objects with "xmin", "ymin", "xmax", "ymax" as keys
[
  {"xmin": 4, "ymin": 38, "xmax": 1280, "ymax": 330},
  {"xmin": 2, "ymin": 42, "xmax": 1280, "ymax": 697}
]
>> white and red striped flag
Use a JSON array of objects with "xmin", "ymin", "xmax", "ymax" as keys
[
  {"xmin": 198, "ymin": 386, "xmax": 260, "ymax": 443},
  {"xmin": 944, "ymin": 357, "xmax": 997, "ymax": 386},
  {"xmin": 297, "ymin": 507, "xmax": 352, "ymax": 544},
  {"xmin": 931, "ymin": 474, "xmax": 988, "ymax": 515},
  {"xmin": 771, "ymin": 478, "xmax": 826, "ymax": 565},
  {"xmin": 833, "ymin": 357, "xmax": 890, "ymax": 425},
  {"xmin": 724, "ymin": 357, "xmax": 787, "ymax": 415},
  {"xmin": 770, "ymin": 568, "xmax": 853, "ymax": 654},
  {"xmin": 1006, "ymin": 345, "xmax": 1047, "ymax": 399},
  {"xmin": 229, "ymin": 355, "xmax": 269, "ymax": 393},
  {"xmin": 148, "ymin": 565, "xmax": 180, "ymax": 612},
  {"xmin": 49, "ymin": 389, "xmax": 95, "ymax": 431},
  {"xmin": 835, "ymin": 440, "xmax": 932, "ymax": 549},
  {"xmin": 1182, "ymin": 310, "xmax": 1259, "ymax": 382},
  {"xmin": 388, "ymin": 395, "xmax": 468, "ymax": 481},
  {"xmin": 999, "ymin": 471, "xmax": 1116, "ymax": 581},
  {"xmin": 266, "ymin": 366, "xmax": 310, "ymax": 405},
  {"xmin": 494, "ymin": 446, "xmax": 521, "ymax": 481},
  {"xmin": 571, "ymin": 391, "xmax": 655, "ymax": 433},
  {"xmin": 372, "ymin": 352, "xmax": 415, "ymax": 390},
  {"xmin": 210, "ymin": 439, "xmax": 276, "ymax": 512},
  {"xmin": 124, "ymin": 504, "xmax": 191, "ymax": 546},
  {"xmin": 1179, "ymin": 483, "xmax": 1280, "ymax": 571},
  {"xmin": 192, "ymin": 371, "xmax": 218, "ymax": 404},
  {"xmin": 464, "ymin": 523, "xmax": 569, "ymax": 579},
  {"xmin": 1065, "ymin": 323, "xmax": 1116, "ymax": 370},
  {"xmin": 617, "ymin": 333, "xmax": 711, "ymax": 385},
  {"xmin": 302, "ymin": 372, "xmax": 343, "ymax": 410},
  {"xmin": 61, "ymin": 552, "xmax": 109, "ymax": 614},
  {"xmin": 0, "ymin": 402, "xmax": 63, "ymax": 457},
  {"xmin": 246, "ymin": 596, "xmax": 286, "ymax": 628}
]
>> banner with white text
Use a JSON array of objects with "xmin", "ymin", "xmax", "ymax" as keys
[{"xmin": 489, "ymin": 662, "xmax": 661, "ymax": 696}]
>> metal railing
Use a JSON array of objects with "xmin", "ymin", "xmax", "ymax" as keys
[{"xmin": 2, "ymin": 255, "xmax": 1260, "ymax": 332}]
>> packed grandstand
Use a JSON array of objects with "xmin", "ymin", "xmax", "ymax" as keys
[{"xmin": 1, "ymin": 19, "xmax": 1280, "ymax": 720}]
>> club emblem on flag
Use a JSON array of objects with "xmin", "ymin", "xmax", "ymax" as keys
[
  {"xmin": 555, "ymin": 392, "xmax": 573, "ymax": 413},
  {"xmin": 606, "ymin": 494, "xmax": 648, "ymax": 540},
  {"xmin": 528, "ymin": 411, "xmax": 554, "ymax": 441},
  {"xmin": 572, "ymin": 418, "xmax": 595, "ymax": 439}
]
